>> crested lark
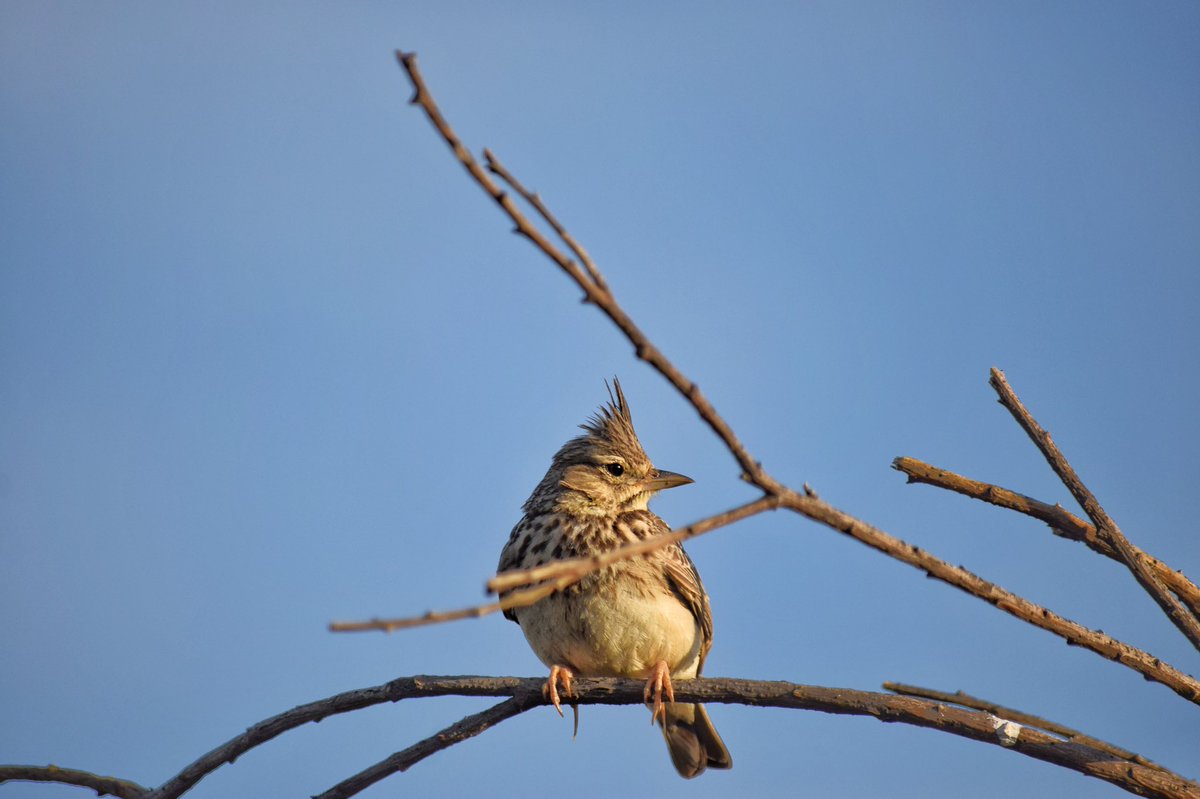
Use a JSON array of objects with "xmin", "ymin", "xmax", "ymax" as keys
[{"xmin": 497, "ymin": 380, "xmax": 732, "ymax": 778}]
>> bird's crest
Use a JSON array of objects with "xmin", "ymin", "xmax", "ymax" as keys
[{"xmin": 580, "ymin": 378, "xmax": 643, "ymax": 456}]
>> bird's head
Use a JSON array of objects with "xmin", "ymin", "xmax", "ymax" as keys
[{"xmin": 525, "ymin": 379, "xmax": 692, "ymax": 517}]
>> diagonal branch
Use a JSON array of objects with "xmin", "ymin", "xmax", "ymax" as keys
[
  {"xmin": 487, "ymin": 495, "xmax": 779, "ymax": 593},
  {"xmin": 141, "ymin": 676, "xmax": 533, "ymax": 799},
  {"xmin": 892, "ymin": 456, "xmax": 1200, "ymax": 617},
  {"xmin": 390, "ymin": 49, "xmax": 1200, "ymax": 707},
  {"xmin": 884, "ymin": 681, "xmax": 1167, "ymax": 772},
  {"xmin": 396, "ymin": 51, "xmax": 780, "ymax": 497},
  {"xmin": 330, "ymin": 496, "xmax": 778, "ymax": 633},
  {"xmin": 990, "ymin": 368, "xmax": 1200, "ymax": 652},
  {"xmin": 313, "ymin": 696, "xmax": 535, "ymax": 799},
  {"xmin": 0, "ymin": 765, "xmax": 146, "ymax": 799},
  {"xmin": 483, "ymin": 148, "xmax": 609, "ymax": 292},
  {"xmin": 775, "ymin": 489, "xmax": 1200, "ymax": 706}
]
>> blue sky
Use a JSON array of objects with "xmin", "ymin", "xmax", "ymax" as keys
[{"xmin": 2, "ymin": 3, "xmax": 1198, "ymax": 797}]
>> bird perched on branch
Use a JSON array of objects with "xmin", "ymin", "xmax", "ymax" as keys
[{"xmin": 497, "ymin": 379, "xmax": 732, "ymax": 778}]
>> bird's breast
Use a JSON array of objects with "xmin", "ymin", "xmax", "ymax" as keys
[{"xmin": 515, "ymin": 572, "xmax": 702, "ymax": 680}]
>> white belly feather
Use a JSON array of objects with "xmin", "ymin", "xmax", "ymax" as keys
[{"xmin": 516, "ymin": 582, "xmax": 702, "ymax": 679}]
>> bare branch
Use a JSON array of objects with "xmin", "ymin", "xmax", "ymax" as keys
[
  {"xmin": 488, "ymin": 495, "xmax": 779, "ymax": 593},
  {"xmin": 142, "ymin": 676, "xmax": 533, "ymax": 799},
  {"xmin": 0, "ymin": 765, "xmax": 146, "ymax": 799},
  {"xmin": 395, "ymin": 51, "xmax": 779, "ymax": 496},
  {"xmin": 46, "ymin": 674, "xmax": 1196, "ymax": 799},
  {"xmin": 393, "ymin": 53, "xmax": 599, "ymax": 312},
  {"xmin": 777, "ymin": 488, "xmax": 1200, "ymax": 706},
  {"xmin": 884, "ymin": 682, "xmax": 1167, "ymax": 772},
  {"xmin": 329, "ymin": 601, "xmax": 506, "ymax": 633},
  {"xmin": 892, "ymin": 456, "xmax": 1200, "ymax": 617},
  {"xmin": 313, "ymin": 696, "xmax": 535, "ymax": 799},
  {"xmin": 331, "ymin": 496, "xmax": 778, "ymax": 633},
  {"xmin": 990, "ymin": 368, "xmax": 1200, "ymax": 651},
  {"xmin": 391, "ymin": 49, "xmax": 1200, "ymax": 707},
  {"xmin": 307, "ymin": 676, "xmax": 1200, "ymax": 799},
  {"xmin": 483, "ymin": 148, "xmax": 608, "ymax": 292}
]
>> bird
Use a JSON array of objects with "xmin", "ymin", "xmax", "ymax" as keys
[{"xmin": 496, "ymin": 379, "xmax": 732, "ymax": 778}]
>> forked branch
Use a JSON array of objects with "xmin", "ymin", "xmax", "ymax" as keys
[
  {"xmin": 892, "ymin": 456, "xmax": 1200, "ymax": 617},
  {"xmin": 884, "ymin": 681, "xmax": 1166, "ymax": 772},
  {"xmin": 312, "ymin": 696, "xmax": 536, "ymax": 799},
  {"xmin": 990, "ymin": 368, "xmax": 1200, "ymax": 651}
]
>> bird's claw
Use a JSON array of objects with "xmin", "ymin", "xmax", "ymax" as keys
[
  {"xmin": 643, "ymin": 661, "xmax": 675, "ymax": 725},
  {"xmin": 543, "ymin": 665, "xmax": 575, "ymax": 718}
]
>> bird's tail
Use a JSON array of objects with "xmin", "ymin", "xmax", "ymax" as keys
[{"xmin": 659, "ymin": 702, "xmax": 733, "ymax": 779}]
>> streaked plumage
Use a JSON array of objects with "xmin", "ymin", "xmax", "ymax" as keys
[{"xmin": 497, "ymin": 380, "xmax": 732, "ymax": 778}]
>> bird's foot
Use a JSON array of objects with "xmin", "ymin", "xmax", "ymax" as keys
[
  {"xmin": 643, "ymin": 660, "xmax": 675, "ymax": 725},
  {"xmin": 543, "ymin": 664, "xmax": 575, "ymax": 718}
]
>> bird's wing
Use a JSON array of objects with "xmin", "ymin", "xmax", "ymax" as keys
[
  {"xmin": 639, "ymin": 512, "xmax": 715, "ymax": 670},
  {"xmin": 496, "ymin": 518, "xmax": 532, "ymax": 623}
]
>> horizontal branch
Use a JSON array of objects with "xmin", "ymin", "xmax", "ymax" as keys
[
  {"xmin": 316, "ymin": 675, "xmax": 1198, "ymax": 799},
  {"xmin": 884, "ymin": 681, "xmax": 1167, "ymax": 772},
  {"xmin": 20, "ymin": 675, "xmax": 1194, "ymax": 799},
  {"xmin": 0, "ymin": 764, "xmax": 146, "ymax": 799},
  {"xmin": 990, "ymin": 367, "xmax": 1200, "ymax": 652},
  {"xmin": 892, "ymin": 456, "xmax": 1200, "ymax": 617}
]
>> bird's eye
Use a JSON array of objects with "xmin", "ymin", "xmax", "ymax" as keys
[{"xmin": 605, "ymin": 463, "xmax": 625, "ymax": 477}]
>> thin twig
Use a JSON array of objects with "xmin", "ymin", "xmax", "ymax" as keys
[
  {"xmin": 313, "ymin": 696, "xmax": 536, "ymax": 799},
  {"xmin": 487, "ymin": 495, "xmax": 779, "ymax": 593},
  {"xmin": 892, "ymin": 456, "xmax": 1200, "ymax": 617},
  {"xmin": 393, "ymin": 53, "xmax": 600, "ymax": 317},
  {"xmin": 499, "ymin": 148, "xmax": 778, "ymax": 490},
  {"xmin": 883, "ymin": 682, "xmax": 1167, "ymax": 772},
  {"xmin": 0, "ymin": 765, "xmax": 146, "ymax": 799},
  {"xmin": 397, "ymin": 51, "xmax": 779, "ymax": 498},
  {"xmin": 990, "ymin": 368, "xmax": 1200, "ymax": 652},
  {"xmin": 392, "ymin": 49, "xmax": 1200, "ymax": 707},
  {"xmin": 483, "ymin": 148, "xmax": 609, "ymax": 292},
  {"xmin": 331, "ymin": 496, "xmax": 778, "ymax": 633},
  {"xmin": 329, "ymin": 600, "xmax": 505, "ymax": 633}
]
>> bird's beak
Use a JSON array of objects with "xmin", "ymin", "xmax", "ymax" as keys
[{"xmin": 639, "ymin": 469, "xmax": 694, "ymax": 492}]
